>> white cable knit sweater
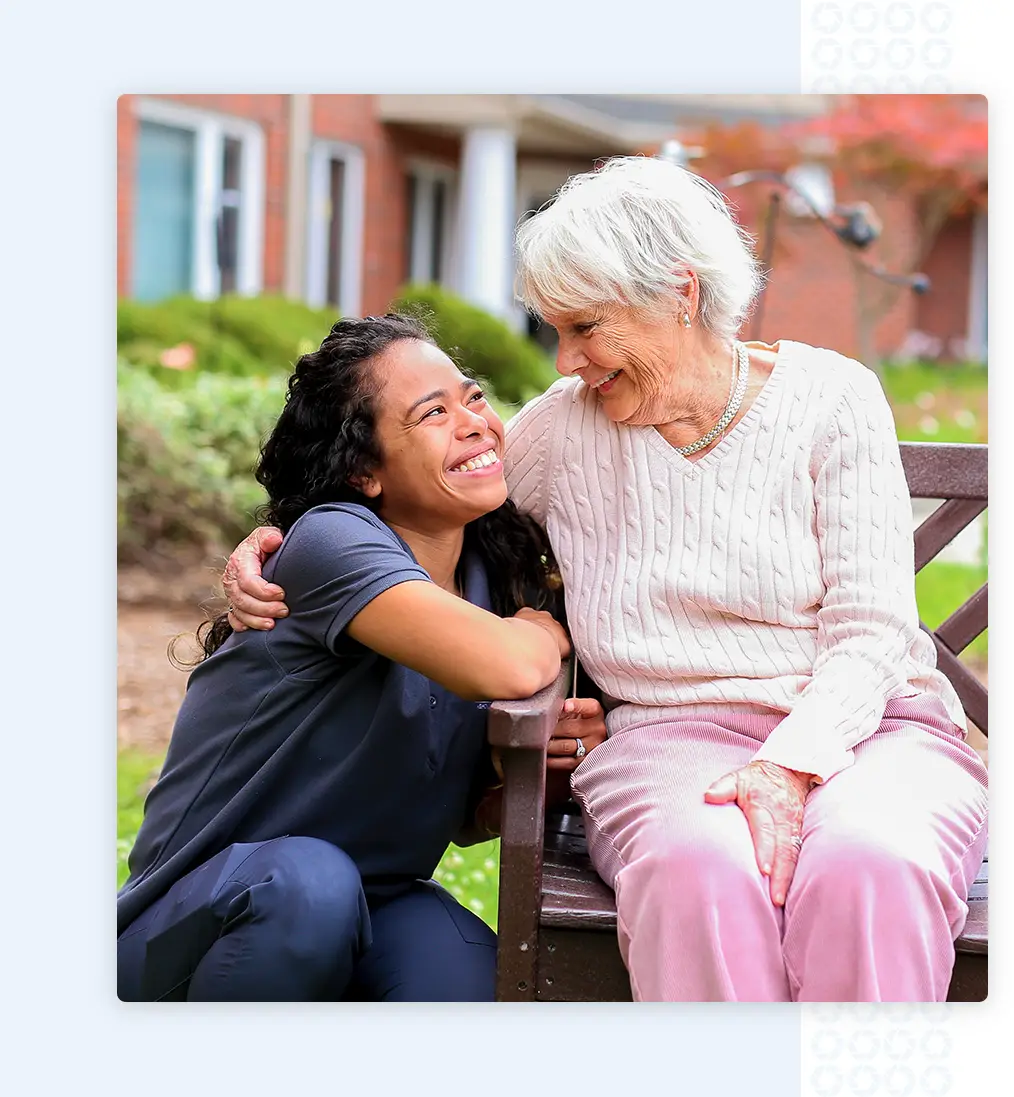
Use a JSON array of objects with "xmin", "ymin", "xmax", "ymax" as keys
[{"xmin": 503, "ymin": 340, "xmax": 965, "ymax": 782}]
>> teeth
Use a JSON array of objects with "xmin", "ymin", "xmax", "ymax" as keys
[
  {"xmin": 451, "ymin": 449, "xmax": 498, "ymax": 473},
  {"xmin": 596, "ymin": 370, "xmax": 621, "ymax": 387}
]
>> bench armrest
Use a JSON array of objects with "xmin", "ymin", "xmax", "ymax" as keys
[
  {"xmin": 488, "ymin": 662, "xmax": 571, "ymax": 750},
  {"xmin": 487, "ymin": 662, "xmax": 570, "ymax": 1000}
]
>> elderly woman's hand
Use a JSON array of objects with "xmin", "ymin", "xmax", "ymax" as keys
[
  {"xmin": 222, "ymin": 527, "xmax": 288, "ymax": 631},
  {"xmin": 704, "ymin": 760, "xmax": 815, "ymax": 907}
]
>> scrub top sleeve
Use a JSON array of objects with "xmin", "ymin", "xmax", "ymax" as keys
[{"xmin": 268, "ymin": 506, "xmax": 433, "ymax": 654}]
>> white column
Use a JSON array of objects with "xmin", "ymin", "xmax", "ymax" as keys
[
  {"xmin": 409, "ymin": 174, "xmax": 438, "ymax": 284},
  {"xmin": 966, "ymin": 209, "xmax": 987, "ymax": 363},
  {"xmin": 237, "ymin": 123, "xmax": 266, "ymax": 297},
  {"xmin": 454, "ymin": 126, "xmax": 516, "ymax": 320},
  {"xmin": 283, "ymin": 94, "xmax": 312, "ymax": 300}
]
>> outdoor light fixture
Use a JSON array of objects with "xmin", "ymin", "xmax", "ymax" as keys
[{"xmin": 721, "ymin": 167, "xmax": 931, "ymax": 296}]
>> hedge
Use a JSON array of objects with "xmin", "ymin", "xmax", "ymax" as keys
[
  {"xmin": 391, "ymin": 284, "xmax": 557, "ymax": 407},
  {"xmin": 117, "ymin": 295, "xmax": 339, "ymax": 379},
  {"xmin": 117, "ymin": 360, "xmax": 285, "ymax": 562}
]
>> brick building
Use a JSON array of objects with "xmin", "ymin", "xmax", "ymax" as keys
[{"xmin": 116, "ymin": 94, "xmax": 987, "ymax": 364}]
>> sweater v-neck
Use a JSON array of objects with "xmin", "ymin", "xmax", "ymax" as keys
[{"xmin": 640, "ymin": 340, "xmax": 792, "ymax": 478}]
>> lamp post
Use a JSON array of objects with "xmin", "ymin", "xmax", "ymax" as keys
[
  {"xmin": 720, "ymin": 168, "xmax": 931, "ymax": 341},
  {"xmin": 654, "ymin": 146, "xmax": 931, "ymax": 342}
]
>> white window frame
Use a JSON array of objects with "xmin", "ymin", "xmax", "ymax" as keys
[
  {"xmin": 405, "ymin": 159, "xmax": 458, "ymax": 288},
  {"xmin": 134, "ymin": 97, "xmax": 266, "ymax": 299},
  {"xmin": 966, "ymin": 209, "xmax": 987, "ymax": 363},
  {"xmin": 305, "ymin": 140, "xmax": 365, "ymax": 317},
  {"xmin": 513, "ymin": 162, "xmax": 585, "ymax": 332}
]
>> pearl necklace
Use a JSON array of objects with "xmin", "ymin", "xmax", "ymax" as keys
[{"xmin": 675, "ymin": 341, "xmax": 750, "ymax": 456}]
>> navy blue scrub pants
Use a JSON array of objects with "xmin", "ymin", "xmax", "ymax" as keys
[{"xmin": 117, "ymin": 836, "xmax": 497, "ymax": 1001}]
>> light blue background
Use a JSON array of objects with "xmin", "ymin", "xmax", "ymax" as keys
[{"xmin": 2, "ymin": 1, "xmax": 803, "ymax": 1093}]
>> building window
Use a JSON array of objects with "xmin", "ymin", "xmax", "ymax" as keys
[
  {"xmin": 217, "ymin": 136, "xmax": 243, "ymax": 295},
  {"xmin": 132, "ymin": 98, "xmax": 265, "ymax": 301},
  {"xmin": 518, "ymin": 193, "xmax": 559, "ymax": 352},
  {"xmin": 306, "ymin": 141, "xmax": 365, "ymax": 317},
  {"xmin": 406, "ymin": 164, "xmax": 456, "ymax": 286},
  {"xmin": 326, "ymin": 157, "xmax": 347, "ymax": 308}
]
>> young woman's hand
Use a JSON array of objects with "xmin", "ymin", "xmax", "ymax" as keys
[
  {"xmin": 547, "ymin": 697, "xmax": 607, "ymax": 772},
  {"xmin": 222, "ymin": 527, "xmax": 288, "ymax": 631},
  {"xmin": 511, "ymin": 607, "xmax": 572, "ymax": 659},
  {"xmin": 703, "ymin": 760, "xmax": 815, "ymax": 907}
]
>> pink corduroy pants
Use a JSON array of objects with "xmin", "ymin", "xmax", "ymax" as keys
[{"xmin": 569, "ymin": 695, "xmax": 988, "ymax": 1002}]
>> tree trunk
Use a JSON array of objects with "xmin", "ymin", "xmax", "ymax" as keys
[{"xmin": 851, "ymin": 257, "xmax": 899, "ymax": 376}]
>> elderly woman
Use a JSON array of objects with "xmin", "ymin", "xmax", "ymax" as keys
[{"xmin": 225, "ymin": 156, "xmax": 988, "ymax": 1002}]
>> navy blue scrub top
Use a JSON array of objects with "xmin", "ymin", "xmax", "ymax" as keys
[{"xmin": 118, "ymin": 503, "xmax": 495, "ymax": 934}]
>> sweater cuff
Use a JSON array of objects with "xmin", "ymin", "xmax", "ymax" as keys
[{"xmin": 750, "ymin": 714, "xmax": 854, "ymax": 785}]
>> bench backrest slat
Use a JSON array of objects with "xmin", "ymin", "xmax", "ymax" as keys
[
  {"xmin": 899, "ymin": 442, "xmax": 988, "ymax": 738},
  {"xmin": 926, "ymin": 632, "xmax": 989, "ymax": 735},
  {"xmin": 936, "ymin": 583, "xmax": 988, "ymax": 656},
  {"xmin": 913, "ymin": 499, "xmax": 987, "ymax": 572},
  {"xmin": 900, "ymin": 442, "xmax": 988, "ymax": 500}
]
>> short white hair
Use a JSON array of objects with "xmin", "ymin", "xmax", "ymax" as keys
[{"xmin": 514, "ymin": 156, "xmax": 763, "ymax": 342}]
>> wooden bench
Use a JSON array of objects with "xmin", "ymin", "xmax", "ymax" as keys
[{"xmin": 489, "ymin": 440, "xmax": 988, "ymax": 1002}]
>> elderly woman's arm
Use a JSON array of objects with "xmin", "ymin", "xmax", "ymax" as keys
[
  {"xmin": 706, "ymin": 366, "xmax": 921, "ymax": 905},
  {"xmin": 749, "ymin": 366, "xmax": 922, "ymax": 783}
]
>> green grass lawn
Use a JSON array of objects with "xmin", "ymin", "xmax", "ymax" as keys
[
  {"xmin": 881, "ymin": 361, "xmax": 987, "ymax": 445},
  {"xmin": 916, "ymin": 560, "xmax": 987, "ymax": 660}
]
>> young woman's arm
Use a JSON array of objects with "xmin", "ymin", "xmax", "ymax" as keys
[
  {"xmin": 346, "ymin": 586, "xmax": 567, "ymax": 700},
  {"xmin": 270, "ymin": 506, "xmax": 568, "ymax": 701}
]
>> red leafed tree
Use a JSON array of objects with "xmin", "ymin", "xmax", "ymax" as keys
[
  {"xmin": 787, "ymin": 95, "xmax": 987, "ymax": 366},
  {"xmin": 675, "ymin": 119, "xmax": 800, "ymax": 221},
  {"xmin": 656, "ymin": 96, "xmax": 987, "ymax": 366}
]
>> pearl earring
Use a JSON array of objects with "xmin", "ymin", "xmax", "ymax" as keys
[{"xmin": 681, "ymin": 313, "xmax": 692, "ymax": 329}]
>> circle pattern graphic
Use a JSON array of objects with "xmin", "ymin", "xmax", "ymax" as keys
[
  {"xmin": 804, "ymin": 1, "xmax": 956, "ymax": 91},
  {"xmin": 802, "ymin": 1002, "xmax": 956, "ymax": 1097}
]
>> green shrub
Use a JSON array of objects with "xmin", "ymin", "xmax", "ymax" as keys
[
  {"xmin": 117, "ymin": 295, "xmax": 340, "ymax": 379},
  {"xmin": 117, "ymin": 297, "xmax": 260, "ymax": 378},
  {"xmin": 203, "ymin": 295, "xmax": 339, "ymax": 370},
  {"xmin": 117, "ymin": 360, "xmax": 285, "ymax": 562},
  {"xmin": 391, "ymin": 283, "xmax": 557, "ymax": 406}
]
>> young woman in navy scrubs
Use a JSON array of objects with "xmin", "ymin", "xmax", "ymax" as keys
[{"xmin": 117, "ymin": 314, "xmax": 604, "ymax": 1002}]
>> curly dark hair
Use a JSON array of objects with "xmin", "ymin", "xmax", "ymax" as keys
[{"xmin": 189, "ymin": 314, "xmax": 561, "ymax": 662}]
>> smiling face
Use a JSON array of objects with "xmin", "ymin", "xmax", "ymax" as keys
[
  {"xmin": 361, "ymin": 339, "xmax": 507, "ymax": 529},
  {"xmin": 543, "ymin": 302, "xmax": 691, "ymax": 427}
]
